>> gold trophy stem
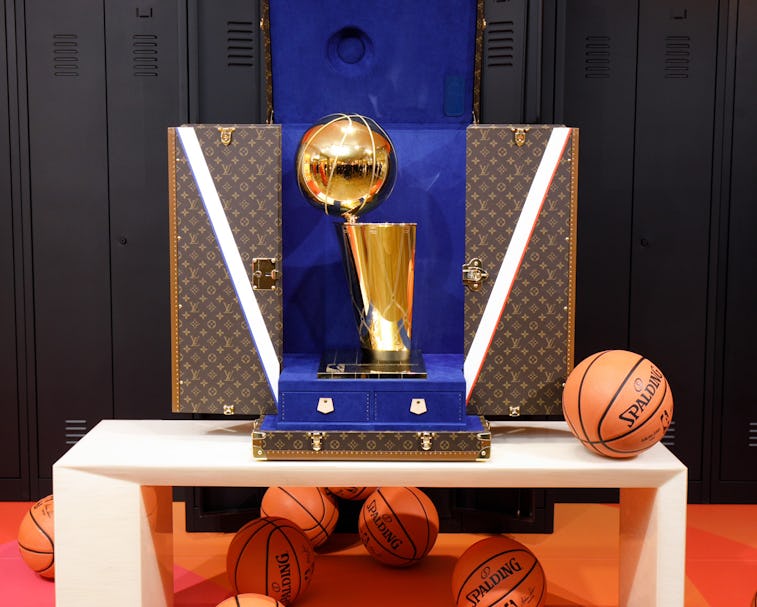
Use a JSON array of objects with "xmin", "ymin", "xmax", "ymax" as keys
[{"xmin": 339, "ymin": 223, "xmax": 416, "ymax": 362}]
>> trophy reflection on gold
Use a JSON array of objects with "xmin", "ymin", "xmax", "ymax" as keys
[{"xmin": 296, "ymin": 113, "xmax": 423, "ymax": 376}]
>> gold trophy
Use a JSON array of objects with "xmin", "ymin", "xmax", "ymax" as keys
[{"xmin": 296, "ymin": 113, "xmax": 424, "ymax": 376}]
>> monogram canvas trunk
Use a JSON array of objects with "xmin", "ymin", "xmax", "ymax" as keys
[
  {"xmin": 168, "ymin": 124, "xmax": 282, "ymax": 415},
  {"xmin": 463, "ymin": 124, "xmax": 579, "ymax": 418}
]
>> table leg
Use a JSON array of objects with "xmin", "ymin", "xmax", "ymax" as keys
[
  {"xmin": 619, "ymin": 470, "xmax": 688, "ymax": 607},
  {"xmin": 54, "ymin": 468, "xmax": 174, "ymax": 607}
]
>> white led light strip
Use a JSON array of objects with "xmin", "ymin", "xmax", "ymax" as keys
[
  {"xmin": 464, "ymin": 127, "xmax": 572, "ymax": 403},
  {"xmin": 177, "ymin": 126, "xmax": 280, "ymax": 402}
]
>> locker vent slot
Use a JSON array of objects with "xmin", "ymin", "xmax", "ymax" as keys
[
  {"xmin": 585, "ymin": 36, "xmax": 610, "ymax": 79},
  {"xmin": 664, "ymin": 35, "xmax": 690, "ymax": 79},
  {"xmin": 53, "ymin": 34, "xmax": 79, "ymax": 77},
  {"xmin": 485, "ymin": 21, "xmax": 514, "ymax": 67},
  {"xmin": 749, "ymin": 422, "xmax": 757, "ymax": 448},
  {"xmin": 227, "ymin": 20, "xmax": 254, "ymax": 67},
  {"xmin": 64, "ymin": 419, "xmax": 88, "ymax": 446},
  {"xmin": 133, "ymin": 34, "xmax": 158, "ymax": 77},
  {"xmin": 660, "ymin": 419, "xmax": 676, "ymax": 448}
]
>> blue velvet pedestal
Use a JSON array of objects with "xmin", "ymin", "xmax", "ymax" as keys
[{"xmin": 273, "ymin": 354, "xmax": 470, "ymax": 431}]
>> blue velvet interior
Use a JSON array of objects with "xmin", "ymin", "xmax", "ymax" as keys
[
  {"xmin": 281, "ymin": 124, "xmax": 466, "ymax": 354},
  {"xmin": 268, "ymin": 1, "xmax": 477, "ymax": 125},
  {"xmin": 272, "ymin": 1, "xmax": 477, "ymax": 356}
]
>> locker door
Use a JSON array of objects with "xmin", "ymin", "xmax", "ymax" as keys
[
  {"xmin": 714, "ymin": 0, "xmax": 757, "ymax": 501},
  {"xmin": 189, "ymin": 0, "xmax": 263, "ymax": 123},
  {"xmin": 0, "ymin": 0, "xmax": 26, "ymax": 499},
  {"xmin": 480, "ymin": 0, "xmax": 528, "ymax": 122},
  {"xmin": 24, "ymin": 0, "xmax": 111, "ymax": 491},
  {"xmin": 630, "ymin": 0, "xmax": 719, "ymax": 500},
  {"xmin": 105, "ymin": 0, "xmax": 184, "ymax": 420},
  {"xmin": 558, "ymin": 0, "xmax": 639, "ymax": 360}
]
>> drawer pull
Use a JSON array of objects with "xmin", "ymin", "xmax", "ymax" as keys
[
  {"xmin": 317, "ymin": 397, "xmax": 335, "ymax": 414},
  {"xmin": 410, "ymin": 398, "xmax": 427, "ymax": 415}
]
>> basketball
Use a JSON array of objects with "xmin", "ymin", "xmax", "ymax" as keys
[
  {"xmin": 17, "ymin": 494, "xmax": 55, "ymax": 579},
  {"xmin": 260, "ymin": 486, "xmax": 339, "ymax": 548},
  {"xmin": 326, "ymin": 486, "xmax": 376, "ymax": 501},
  {"xmin": 562, "ymin": 350, "xmax": 674, "ymax": 458},
  {"xmin": 215, "ymin": 593, "xmax": 285, "ymax": 607},
  {"xmin": 452, "ymin": 536, "xmax": 546, "ymax": 607},
  {"xmin": 226, "ymin": 516, "xmax": 316, "ymax": 605},
  {"xmin": 358, "ymin": 487, "xmax": 439, "ymax": 567}
]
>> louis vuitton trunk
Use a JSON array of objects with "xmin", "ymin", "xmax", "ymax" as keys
[
  {"xmin": 463, "ymin": 124, "xmax": 579, "ymax": 419},
  {"xmin": 168, "ymin": 124, "xmax": 282, "ymax": 416}
]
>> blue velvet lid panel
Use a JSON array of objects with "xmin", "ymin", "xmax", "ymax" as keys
[
  {"xmin": 268, "ymin": 1, "xmax": 478, "ymax": 125},
  {"xmin": 272, "ymin": 1, "xmax": 477, "ymax": 354},
  {"xmin": 281, "ymin": 123, "xmax": 466, "ymax": 355}
]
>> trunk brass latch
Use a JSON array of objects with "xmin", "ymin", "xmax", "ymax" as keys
[
  {"xmin": 308, "ymin": 431, "xmax": 325, "ymax": 452},
  {"xmin": 462, "ymin": 258, "xmax": 489, "ymax": 292},
  {"xmin": 417, "ymin": 431, "xmax": 435, "ymax": 451},
  {"xmin": 252, "ymin": 258, "xmax": 279, "ymax": 290}
]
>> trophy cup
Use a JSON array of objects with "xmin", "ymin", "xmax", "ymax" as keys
[{"xmin": 296, "ymin": 113, "xmax": 425, "ymax": 377}]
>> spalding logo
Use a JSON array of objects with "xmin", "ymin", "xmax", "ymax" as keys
[{"xmin": 619, "ymin": 367, "xmax": 664, "ymax": 429}]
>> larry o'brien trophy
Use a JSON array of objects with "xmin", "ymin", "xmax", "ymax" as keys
[{"xmin": 296, "ymin": 113, "xmax": 425, "ymax": 377}]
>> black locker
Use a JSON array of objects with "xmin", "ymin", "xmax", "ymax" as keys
[
  {"xmin": 24, "ymin": 0, "xmax": 112, "ymax": 490},
  {"xmin": 0, "ymin": 0, "xmax": 27, "ymax": 499},
  {"xmin": 558, "ymin": 0, "xmax": 638, "ymax": 359},
  {"xmin": 481, "ymin": 0, "xmax": 529, "ymax": 122},
  {"xmin": 629, "ymin": 0, "xmax": 719, "ymax": 500},
  {"xmin": 189, "ymin": 0, "xmax": 263, "ymax": 123},
  {"xmin": 105, "ymin": 0, "xmax": 184, "ymax": 420},
  {"xmin": 714, "ymin": 0, "xmax": 757, "ymax": 501},
  {"xmin": 556, "ymin": 0, "xmax": 721, "ymax": 501}
]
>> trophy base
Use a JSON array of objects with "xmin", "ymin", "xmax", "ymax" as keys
[{"xmin": 317, "ymin": 349, "xmax": 427, "ymax": 379}]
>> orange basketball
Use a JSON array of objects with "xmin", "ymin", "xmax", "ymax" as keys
[
  {"xmin": 215, "ymin": 593, "xmax": 285, "ymax": 607},
  {"xmin": 358, "ymin": 487, "xmax": 439, "ymax": 567},
  {"xmin": 226, "ymin": 516, "xmax": 316, "ymax": 605},
  {"xmin": 260, "ymin": 487, "xmax": 339, "ymax": 548},
  {"xmin": 326, "ymin": 486, "xmax": 376, "ymax": 501},
  {"xmin": 562, "ymin": 350, "xmax": 674, "ymax": 458},
  {"xmin": 17, "ymin": 494, "xmax": 55, "ymax": 579},
  {"xmin": 452, "ymin": 536, "xmax": 546, "ymax": 607}
]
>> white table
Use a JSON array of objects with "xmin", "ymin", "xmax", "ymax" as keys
[{"xmin": 53, "ymin": 419, "xmax": 687, "ymax": 607}]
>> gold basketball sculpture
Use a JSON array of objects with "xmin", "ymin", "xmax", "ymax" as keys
[
  {"xmin": 296, "ymin": 114, "xmax": 417, "ymax": 363},
  {"xmin": 296, "ymin": 113, "xmax": 397, "ymax": 221}
]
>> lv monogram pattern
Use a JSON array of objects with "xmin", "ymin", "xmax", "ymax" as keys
[
  {"xmin": 465, "ymin": 125, "xmax": 577, "ymax": 416},
  {"xmin": 253, "ymin": 420, "xmax": 489, "ymax": 460},
  {"xmin": 172, "ymin": 125, "xmax": 282, "ymax": 415}
]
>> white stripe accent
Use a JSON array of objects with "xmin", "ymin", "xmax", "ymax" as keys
[
  {"xmin": 464, "ymin": 127, "xmax": 572, "ymax": 402},
  {"xmin": 177, "ymin": 126, "xmax": 280, "ymax": 402}
]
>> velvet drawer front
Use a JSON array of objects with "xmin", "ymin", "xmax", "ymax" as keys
[
  {"xmin": 278, "ymin": 391, "xmax": 371, "ymax": 426},
  {"xmin": 373, "ymin": 391, "xmax": 465, "ymax": 428}
]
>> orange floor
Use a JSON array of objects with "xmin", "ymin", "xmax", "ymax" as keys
[{"xmin": 1, "ymin": 500, "xmax": 755, "ymax": 606}]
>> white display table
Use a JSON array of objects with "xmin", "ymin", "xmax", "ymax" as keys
[{"xmin": 53, "ymin": 419, "xmax": 687, "ymax": 607}]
